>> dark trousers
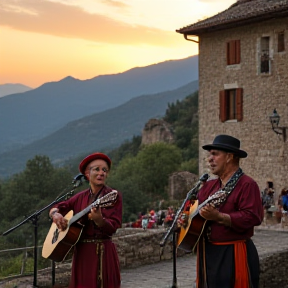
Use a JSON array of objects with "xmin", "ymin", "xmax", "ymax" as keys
[{"xmin": 198, "ymin": 238, "xmax": 259, "ymax": 288}]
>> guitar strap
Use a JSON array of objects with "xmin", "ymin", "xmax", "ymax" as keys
[{"xmin": 207, "ymin": 168, "xmax": 244, "ymax": 208}]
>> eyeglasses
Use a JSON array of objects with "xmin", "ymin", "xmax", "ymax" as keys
[{"xmin": 90, "ymin": 166, "xmax": 109, "ymax": 173}]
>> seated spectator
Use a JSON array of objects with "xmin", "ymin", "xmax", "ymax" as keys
[
  {"xmin": 164, "ymin": 207, "xmax": 175, "ymax": 227},
  {"xmin": 282, "ymin": 188, "xmax": 288, "ymax": 211},
  {"xmin": 141, "ymin": 214, "xmax": 149, "ymax": 230},
  {"xmin": 148, "ymin": 210, "xmax": 157, "ymax": 229},
  {"xmin": 262, "ymin": 180, "xmax": 275, "ymax": 215}
]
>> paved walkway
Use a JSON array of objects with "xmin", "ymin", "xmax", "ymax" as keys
[
  {"xmin": 1, "ymin": 224, "xmax": 288, "ymax": 288},
  {"xmin": 121, "ymin": 253, "xmax": 196, "ymax": 288},
  {"xmin": 120, "ymin": 224, "xmax": 288, "ymax": 288}
]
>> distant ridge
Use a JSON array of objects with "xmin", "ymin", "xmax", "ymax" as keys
[
  {"xmin": 0, "ymin": 55, "xmax": 198, "ymax": 154},
  {"xmin": 0, "ymin": 80, "xmax": 198, "ymax": 178},
  {"xmin": 0, "ymin": 83, "xmax": 32, "ymax": 97}
]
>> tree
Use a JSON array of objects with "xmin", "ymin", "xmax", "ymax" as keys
[
  {"xmin": 107, "ymin": 156, "xmax": 148, "ymax": 222},
  {"xmin": 136, "ymin": 143, "xmax": 183, "ymax": 200},
  {"xmin": 164, "ymin": 91, "xmax": 199, "ymax": 162},
  {"xmin": 107, "ymin": 143, "xmax": 183, "ymax": 222},
  {"xmin": 0, "ymin": 155, "xmax": 72, "ymax": 245}
]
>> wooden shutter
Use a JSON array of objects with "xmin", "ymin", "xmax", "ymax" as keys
[
  {"xmin": 235, "ymin": 40, "xmax": 241, "ymax": 64},
  {"xmin": 227, "ymin": 41, "xmax": 236, "ymax": 65},
  {"xmin": 230, "ymin": 41, "xmax": 236, "ymax": 65},
  {"xmin": 227, "ymin": 40, "xmax": 241, "ymax": 65},
  {"xmin": 278, "ymin": 32, "xmax": 285, "ymax": 52},
  {"xmin": 236, "ymin": 88, "xmax": 243, "ymax": 121},
  {"xmin": 226, "ymin": 42, "xmax": 230, "ymax": 65},
  {"xmin": 219, "ymin": 90, "xmax": 227, "ymax": 122}
]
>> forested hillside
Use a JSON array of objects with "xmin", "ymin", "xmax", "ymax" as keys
[
  {"xmin": 0, "ymin": 91, "xmax": 198, "ymax": 260},
  {"xmin": 0, "ymin": 80, "xmax": 198, "ymax": 178}
]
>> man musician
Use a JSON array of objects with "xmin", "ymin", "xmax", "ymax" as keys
[{"xmin": 179, "ymin": 135, "xmax": 263, "ymax": 288}]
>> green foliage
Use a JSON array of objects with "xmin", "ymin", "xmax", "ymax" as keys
[
  {"xmin": 107, "ymin": 156, "xmax": 147, "ymax": 221},
  {"xmin": 107, "ymin": 135, "xmax": 142, "ymax": 168},
  {"xmin": 0, "ymin": 155, "xmax": 73, "ymax": 246},
  {"xmin": 0, "ymin": 252, "xmax": 34, "ymax": 278},
  {"xmin": 107, "ymin": 142, "xmax": 183, "ymax": 222},
  {"xmin": 135, "ymin": 143, "xmax": 182, "ymax": 198},
  {"xmin": 180, "ymin": 158, "xmax": 199, "ymax": 174},
  {"xmin": 164, "ymin": 91, "xmax": 199, "ymax": 162}
]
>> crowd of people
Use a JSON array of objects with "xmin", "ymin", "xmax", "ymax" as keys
[{"xmin": 126, "ymin": 207, "xmax": 176, "ymax": 229}]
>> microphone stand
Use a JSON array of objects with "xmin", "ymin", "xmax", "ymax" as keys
[
  {"xmin": 1, "ymin": 174, "xmax": 86, "ymax": 288},
  {"xmin": 171, "ymin": 231, "xmax": 178, "ymax": 288},
  {"xmin": 159, "ymin": 173, "xmax": 209, "ymax": 288}
]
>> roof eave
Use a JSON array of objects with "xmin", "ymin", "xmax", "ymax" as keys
[{"xmin": 176, "ymin": 9, "xmax": 288, "ymax": 36}]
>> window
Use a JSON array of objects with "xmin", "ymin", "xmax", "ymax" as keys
[
  {"xmin": 260, "ymin": 36, "xmax": 270, "ymax": 73},
  {"xmin": 219, "ymin": 88, "xmax": 243, "ymax": 122},
  {"xmin": 278, "ymin": 31, "xmax": 285, "ymax": 52},
  {"xmin": 226, "ymin": 40, "xmax": 241, "ymax": 65}
]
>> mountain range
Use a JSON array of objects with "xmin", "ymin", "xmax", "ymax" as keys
[
  {"xmin": 0, "ymin": 56, "xmax": 199, "ymax": 178},
  {"xmin": 0, "ymin": 83, "xmax": 32, "ymax": 98}
]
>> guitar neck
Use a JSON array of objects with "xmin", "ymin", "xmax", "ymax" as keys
[
  {"xmin": 67, "ymin": 190, "xmax": 118, "ymax": 226},
  {"xmin": 189, "ymin": 198, "xmax": 213, "ymax": 220},
  {"xmin": 69, "ymin": 205, "xmax": 92, "ymax": 226}
]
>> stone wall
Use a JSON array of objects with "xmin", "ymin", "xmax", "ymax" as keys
[
  {"xmin": 113, "ymin": 228, "xmax": 186, "ymax": 268},
  {"xmin": 259, "ymin": 250, "xmax": 288, "ymax": 288},
  {"xmin": 197, "ymin": 17, "xmax": 288, "ymax": 200}
]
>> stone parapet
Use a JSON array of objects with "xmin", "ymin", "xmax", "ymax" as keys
[{"xmin": 113, "ymin": 228, "xmax": 186, "ymax": 269}]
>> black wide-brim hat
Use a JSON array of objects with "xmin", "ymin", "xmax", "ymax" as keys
[{"xmin": 202, "ymin": 134, "xmax": 247, "ymax": 158}]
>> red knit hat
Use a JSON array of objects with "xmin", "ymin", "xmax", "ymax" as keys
[{"xmin": 79, "ymin": 152, "xmax": 111, "ymax": 174}]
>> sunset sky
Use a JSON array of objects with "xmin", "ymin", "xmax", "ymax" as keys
[{"xmin": 0, "ymin": 0, "xmax": 235, "ymax": 88}]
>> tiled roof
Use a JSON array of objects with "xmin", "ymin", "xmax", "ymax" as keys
[{"xmin": 177, "ymin": 0, "xmax": 288, "ymax": 35}]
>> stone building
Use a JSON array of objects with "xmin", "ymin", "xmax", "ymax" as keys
[{"xmin": 176, "ymin": 0, "xmax": 288, "ymax": 197}]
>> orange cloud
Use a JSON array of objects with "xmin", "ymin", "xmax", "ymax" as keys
[
  {"xmin": 0, "ymin": 0, "xmax": 180, "ymax": 46},
  {"xmin": 100, "ymin": 0, "xmax": 129, "ymax": 8}
]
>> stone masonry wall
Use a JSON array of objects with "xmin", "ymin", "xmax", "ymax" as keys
[
  {"xmin": 113, "ymin": 228, "xmax": 186, "ymax": 268},
  {"xmin": 259, "ymin": 250, "xmax": 288, "ymax": 288},
  {"xmin": 198, "ymin": 18, "xmax": 288, "ymax": 199}
]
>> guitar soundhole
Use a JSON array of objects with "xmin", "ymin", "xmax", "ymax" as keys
[{"xmin": 52, "ymin": 229, "xmax": 59, "ymax": 244}]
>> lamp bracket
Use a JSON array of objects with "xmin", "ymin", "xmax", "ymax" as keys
[{"xmin": 272, "ymin": 127, "xmax": 287, "ymax": 142}]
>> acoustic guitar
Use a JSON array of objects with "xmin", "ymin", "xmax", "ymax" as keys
[
  {"xmin": 42, "ymin": 190, "xmax": 118, "ymax": 262},
  {"xmin": 177, "ymin": 192, "xmax": 222, "ymax": 253}
]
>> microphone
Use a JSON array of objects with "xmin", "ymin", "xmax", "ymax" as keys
[
  {"xmin": 186, "ymin": 173, "xmax": 209, "ymax": 200},
  {"xmin": 199, "ymin": 173, "xmax": 209, "ymax": 182},
  {"xmin": 72, "ymin": 173, "xmax": 87, "ymax": 185}
]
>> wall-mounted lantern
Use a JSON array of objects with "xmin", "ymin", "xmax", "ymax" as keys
[{"xmin": 269, "ymin": 109, "xmax": 286, "ymax": 142}]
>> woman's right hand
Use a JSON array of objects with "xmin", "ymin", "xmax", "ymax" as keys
[{"xmin": 52, "ymin": 213, "xmax": 68, "ymax": 231}]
